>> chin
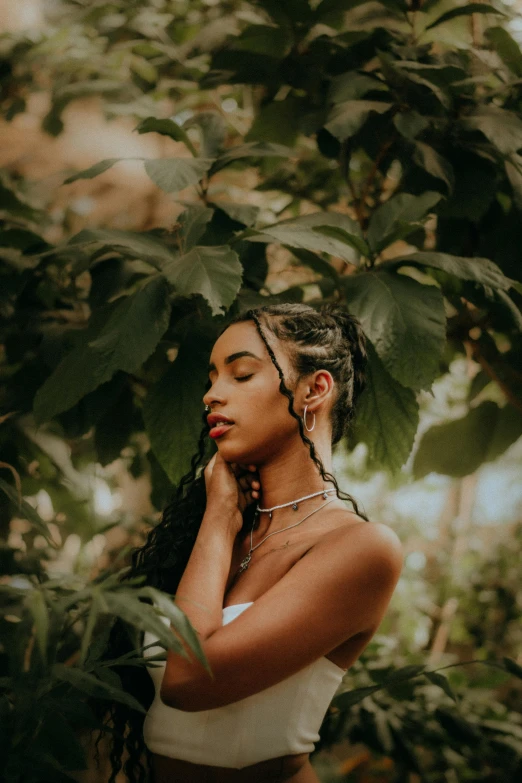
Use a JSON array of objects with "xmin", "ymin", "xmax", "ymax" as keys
[{"xmin": 214, "ymin": 437, "xmax": 260, "ymax": 465}]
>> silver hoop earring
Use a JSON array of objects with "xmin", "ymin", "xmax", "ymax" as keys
[{"xmin": 303, "ymin": 404, "xmax": 316, "ymax": 432}]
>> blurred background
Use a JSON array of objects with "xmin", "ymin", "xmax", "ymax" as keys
[{"xmin": 1, "ymin": 1, "xmax": 522, "ymax": 782}]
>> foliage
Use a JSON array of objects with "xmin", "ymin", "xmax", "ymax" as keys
[{"xmin": 1, "ymin": 0, "xmax": 522, "ymax": 780}]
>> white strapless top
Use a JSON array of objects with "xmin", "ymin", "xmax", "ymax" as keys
[{"xmin": 142, "ymin": 602, "xmax": 346, "ymax": 768}]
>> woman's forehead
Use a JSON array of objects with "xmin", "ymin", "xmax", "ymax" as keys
[{"xmin": 211, "ymin": 321, "xmax": 265, "ymax": 359}]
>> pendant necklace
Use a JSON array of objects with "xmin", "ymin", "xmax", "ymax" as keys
[{"xmin": 237, "ymin": 493, "xmax": 336, "ymax": 575}]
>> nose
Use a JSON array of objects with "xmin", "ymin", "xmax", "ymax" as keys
[{"xmin": 203, "ymin": 382, "xmax": 225, "ymax": 409}]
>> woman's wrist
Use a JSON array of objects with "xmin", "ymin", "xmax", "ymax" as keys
[{"xmin": 201, "ymin": 506, "xmax": 243, "ymax": 540}]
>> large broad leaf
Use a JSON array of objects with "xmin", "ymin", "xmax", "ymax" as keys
[
  {"xmin": 485, "ymin": 27, "xmax": 522, "ymax": 78},
  {"xmin": 134, "ymin": 117, "xmax": 197, "ymax": 156},
  {"xmin": 245, "ymin": 212, "xmax": 364, "ymax": 264},
  {"xmin": 161, "ymin": 245, "xmax": 242, "ymax": 315},
  {"xmin": 143, "ymin": 335, "xmax": 212, "ymax": 487},
  {"xmin": 413, "ymin": 142, "xmax": 454, "ymax": 190},
  {"xmin": 144, "ymin": 157, "xmax": 214, "ymax": 193},
  {"xmin": 210, "ymin": 142, "xmax": 292, "ymax": 174},
  {"xmin": 34, "ymin": 277, "xmax": 171, "ymax": 423},
  {"xmin": 245, "ymin": 97, "xmax": 302, "ymax": 147},
  {"xmin": 324, "ymin": 100, "xmax": 392, "ymax": 141},
  {"xmin": 329, "ymin": 71, "xmax": 389, "ymax": 103},
  {"xmin": 52, "ymin": 664, "xmax": 147, "ymax": 713},
  {"xmin": 367, "ymin": 191, "xmax": 442, "ymax": 254},
  {"xmin": 352, "ymin": 342, "xmax": 419, "ymax": 473},
  {"xmin": 383, "ymin": 251, "xmax": 513, "ymax": 292},
  {"xmin": 425, "ymin": 3, "xmax": 505, "ymax": 31},
  {"xmin": 68, "ymin": 228, "xmax": 177, "ymax": 269},
  {"xmin": 413, "ymin": 401, "xmax": 522, "ymax": 478},
  {"xmin": 177, "ymin": 205, "xmax": 214, "ymax": 251},
  {"xmin": 462, "ymin": 105, "xmax": 522, "ymax": 155},
  {"xmin": 343, "ymin": 270, "xmax": 446, "ymax": 391}
]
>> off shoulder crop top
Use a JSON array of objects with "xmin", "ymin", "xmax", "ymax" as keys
[{"xmin": 142, "ymin": 602, "xmax": 346, "ymax": 769}]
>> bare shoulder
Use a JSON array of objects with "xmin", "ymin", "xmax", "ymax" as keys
[{"xmin": 318, "ymin": 511, "xmax": 404, "ymax": 581}]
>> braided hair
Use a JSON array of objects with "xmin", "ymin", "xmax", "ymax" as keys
[{"xmin": 95, "ymin": 302, "xmax": 368, "ymax": 782}]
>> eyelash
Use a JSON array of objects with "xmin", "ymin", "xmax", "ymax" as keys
[{"xmin": 235, "ymin": 374, "xmax": 253, "ymax": 382}]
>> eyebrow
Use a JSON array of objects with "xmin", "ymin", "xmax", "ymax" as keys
[{"xmin": 208, "ymin": 351, "xmax": 262, "ymax": 373}]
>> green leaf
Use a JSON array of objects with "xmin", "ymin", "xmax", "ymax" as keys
[
  {"xmin": 393, "ymin": 110, "xmax": 429, "ymax": 141},
  {"xmin": 0, "ymin": 477, "xmax": 55, "ymax": 546},
  {"xmin": 184, "ymin": 112, "xmax": 227, "ymax": 159},
  {"xmin": 210, "ymin": 142, "xmax": 292, "ymax": 174},
  {"xmin": 34, "ymin": 277, "xmax": 171, "ymax": 423},
  {"xmin": 424, "ymin": 670, "xmax": 458, "ymax": 702},
  {"xmin": 425, "ymin": 3, "xmax": 505, "ymax": 31},
  {"xmin": 383, "ymin": 251, "xmax": 512, "ymax": 291},
  {"xmin": 312, "ymin": 225, "xmax": 370, "ymax": 259},
  {"xmin": 63, "ymin": 158, "xmax": 122, "ymax": 184},
  {"xmin": 462, "ymin": 105, "xmax": 522, "ymax": 155},
  {"xmin": 384, "ymin": 664, "xmax": 426, "ymax": 683},
  {"xmin": 288, "ymin": 247, "xmax": 341, "ymax": 285},
  {"xmin": 230, "ymin": 24, "xmax": 293, "ymax": 58},
  {"xmin": 413, "ymin": 401, "xmax": 522, "ymax": 478},
  {"xmin": 343, "ymin": 271, "xmax": 446, "ymax": 391},
  {"xmin": 162, "ymin": 245, "xmax": 242, "ymax": 315},
  {"xmin": 139, "ymin": 586, "xmax": 210, "ymax": 672},
  {"xmin": 367, "ymin": 191, "xmax": 442, "ymax": 254},
  {"xmin": 143, "ymin": 334, "xmax": 212, "ymax": 488},
  {"xmin": 485, "ymin": 27, "xmax": 522, "ymax": 78},
  {"xmin": 144, "ymin": 157, "xmax": 214, "ymax": 193},
  {"xmin": 68, "ymin": 227, "xmax": 177, "ymax": 269},
  {"xmin": 333, "ymin": 684, "xmax": 381, "ymax": 709},
  {"xmin": 134, "ymin": 117, "xmax": 197, "ymax": 156},
  {"xmin": 210, "ymin": 201, "xmax": 259, "ymax": 227},
  {"xmin": 79, "ymin": 589, "xmax": 105, "ymax": 666},
  {"xmin": 178, "ymin": 205, "xmax": 214, "ymax": 251},
  {"xmin": 52, "ymin": 664, "xmax": 147, "ymax": 713},
  {"xmin": 329, "ymin": 71, "xmax": 389, "ymax": 103},
  {"xmin": 245, "ymin": 212, "xmax": 364, "ymax": 264},
  {"xmin": 25, "ymin": 589, "xmax": 50, "ymax": 660},
  {"xmin": 100, "ymin": 592, "xmax": 190, "ymax": 659},
  {"xmin": 245, "ymin": 97, "xmax": 302, "ymax": 147},
  {"xmin": 413, "ymin": 142, "xmax": 454, "ymax": 190},
  {"xmin": 352, "ymin": 342, "xmax": 419, "ymax": 473},
  {"xmin": 324, "ymin": 100, "xmax": 392, "ymax": 141}
]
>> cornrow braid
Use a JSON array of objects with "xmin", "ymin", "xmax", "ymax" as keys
[{"xmin": 244, "ymin": 308, "xmax": 367, "ymax": 521}]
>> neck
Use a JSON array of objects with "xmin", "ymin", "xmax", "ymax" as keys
[{"xmin": 252, "ymin": 437, "xmax": 334, "ymax": 539}]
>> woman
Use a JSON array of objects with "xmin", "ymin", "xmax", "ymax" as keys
[{"xmin": 104, "ymin": 303, "xmax": 403, "ymax": 783}]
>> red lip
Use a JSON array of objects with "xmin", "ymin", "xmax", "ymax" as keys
[
  {"xmin": 209, "ymin": 423, "xmax": 234, "ymax": 439},
  {"xmin": 207, "ymin": 413, "xmax": 235, "ymax": 427}
]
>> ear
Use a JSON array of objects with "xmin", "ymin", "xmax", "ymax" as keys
[{"xmin": 299, "ymin": 370, "xmax": 335, "ymax": 412}]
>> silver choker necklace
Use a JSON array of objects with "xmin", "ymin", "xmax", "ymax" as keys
[{"xmin": 256, "ymin": 488, "xmax": 336, "ymax": 520}]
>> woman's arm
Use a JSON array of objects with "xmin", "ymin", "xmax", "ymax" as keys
[
  {"xmin": 161, "ymin": 520, "xmax": 403, "ymax": 711},
  {"xmin": 173, "ymin": 507, "xmax": 239, "ymax": 640}
]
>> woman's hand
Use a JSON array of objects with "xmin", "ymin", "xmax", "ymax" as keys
[{"xmin": 203, "ymin": 453, "xmax": 260, "ymax": 532}]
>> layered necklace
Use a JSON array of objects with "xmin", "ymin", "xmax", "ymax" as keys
[{"xmin": 237, "ymin": 488, "xmax": 336, "ymax": 575}]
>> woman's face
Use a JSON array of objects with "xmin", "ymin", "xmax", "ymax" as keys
[{"xmin": 202, "ymin": 320, "xmax": 301, "ymax": 465}]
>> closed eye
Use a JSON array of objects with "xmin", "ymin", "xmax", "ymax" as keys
[{"xmin": 235, "ymin": 374, "xmax": 253, "ymax": 382}]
